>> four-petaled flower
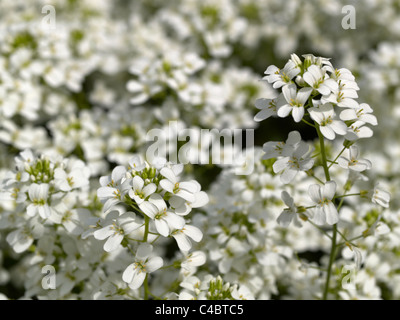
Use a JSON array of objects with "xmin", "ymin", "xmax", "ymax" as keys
[
  {"xmin": 309, "ymin": 103, "xmax": 347, "ymax": 140},
  {"xmin": 273, "ymin": 141, "xmax": 314, "ymax": 184},
  {"xmin": 254, "ymin": 91, "xmax": 279, "ymax": 122},
  {"xmin": 262, "ymin": 130, "xmax": 301, "ymax": 160},
  {"xmin": 129, "ymin": 175, "xmax": 157, "ymax": 205},
  {"xmin": 93, "ymin": 211, "xmax": 141, "ymax": 252},
  {"xmin": 139, "ymin": 194, "xmax": 185, "ymax": 236},
  {"xmin": 171, "ymin": 224, "xmax": 203, "ymax": 252},
  {"xmin": 122, "ymin": 243, "xmax": 163, "ymax": 289},
  {"xmin": 303, "ymin": 65, "xmax": 338, "ymax": 96},
  {"xmin": 277, "ymin": 84, "xmax": 312, "ymax": 122},
  {"xmin": 159, "ymin": 167, "xmax": 197, "ymax": 202},
  {"xmin": 370, "ymin": 184, "xmax": 390, "ymax": 208},
  {"xmin": 277, "ymin": 191, "xmax": 304, "ymax": 227},
  {"xmin": 263, "ymin": 60, "xmax": 300, "ymax": 89},
  {"xmin": 97, "ymin": 166, "xmax": 131, "ymax": 212},
  {"xmin": 338, "ymin": 145, "xmax": 372, "ymax": 172},
  {"xmin": 308, "ymin": 181, "xmax": 338, "ymax": 226},
  {"xmin": 27, "ymin": 183, "xmax": 51, "ymax": 219}
]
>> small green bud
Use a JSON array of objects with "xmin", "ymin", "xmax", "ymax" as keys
[
  {"xmin": 360, "ymin": 190, "xmax": 369, "ymax": 198},
  {"xmin": 297, "ymin": 206, "xmax": 306, "ymax": 213},
  {"xmin": 343, "ymin": 140, "xmax": 355, "ymax": 149}
]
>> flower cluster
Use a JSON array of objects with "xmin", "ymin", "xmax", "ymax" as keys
[
  {"xmin": 0, "ymin": 150, "xmax": 91, "ymax": 253},
  {"xmin": 255, "ymin": 54, "xmax": 391, "ymax": 299},
  {"xmin": 0, "ymin": 0, "xmax": 400, "ymax": 301},
  {"xmin": 178, "ymin": 275, "xmax": 254, "ymax": 300},
  {"xmin": 0, "ymin": 150, "xmax": 210, "ymax": 299},
  {"xmin": 91, "ymin": 156, "xmax": 209, "ymax": 292}
]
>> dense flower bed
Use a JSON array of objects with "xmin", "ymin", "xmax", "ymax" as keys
[{"xmin": 0, "ymin": 0, "xmax": 399, "ymax": 300}]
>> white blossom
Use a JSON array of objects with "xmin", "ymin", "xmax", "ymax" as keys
[
  {"xmin": 308, "ymin": 181, "xmax": 338, "ymax": 225},
  {"xmin": 122, "ymin": 243, "xmax": 163, "ymax": 289}
]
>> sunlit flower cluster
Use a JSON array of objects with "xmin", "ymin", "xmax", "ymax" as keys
[{"xmin": 0, "ymin": 0, "xmax": 399, "ymax": 301}]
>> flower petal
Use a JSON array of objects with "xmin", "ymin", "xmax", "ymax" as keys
[
  {"xmin": 322, "ymin": 181, "xmax": 336, "ymax": 200},
  {"xmin": 308, "ymin": 184, "xmax": 321, "ymax": 204},
  {"xmin": 324, "ymin": 202, "xmax": 339, "ymax": 225},
  {"xmin": 103, "ymin": 233, "xmax": 123, "ymax": 252},
  {"xmin": 146, "ymin": 256, "xmax": 163, "ymax": 273},
  {"xmin": 122, "ymin": 264, "xmax": 137, "ymax": 283},
  {"xmin": 160, "ymin": 167, "xmax": 177, "ymax": 183},
  {"xmin": 128, "ymin": 270, "xmax": 146, "ymax": 289},
  {"xmin": 155, "ymin": 219, "xmax": 170, "ymax": 237}
]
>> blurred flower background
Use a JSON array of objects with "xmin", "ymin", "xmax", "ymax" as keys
[{"xmin": 0, "ymin": 0, "xmax": 400, "ymax": 300}]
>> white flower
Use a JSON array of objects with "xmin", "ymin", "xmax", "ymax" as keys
[
  {"xmin": 139, "ymin": 194, "xmax": 185, "ymax": 236},
  {"xmin": 168, "ymin": 180, "xmax": 209, "ymax": 216},
  {"xmin": 273, "ymin": 141, "xmax": 314, "ymax": 184},
  {"xmin": 53, "ymin": 160, "xmax": 90, "ymax": 192},
  {"xmin": 253, "ymin": 91, "xmax": 279, "ymax": 122},
  {"xmin": 97, "ymin": 166, "xmax": 131, "ymax": 212},
  {"xmin": 345, "ymin": 121, "xmax": 374, "ymax": 141},
  {"xmin": 6, "ymin": 227, "xmax": 34, "ymax": 254},
  {"xmin": 277, "ymin": 84, "xmax": 312, "ymax": 122},
  {"xmin": 179, "ymin": 276, "xmax": 203, "ymax": 299},
  {"xmin": 262, "ymin": 130, "xmax": 301, "ymax": 160},
  {"xmin": 364, "ymin": 215, "xmax": 390, "ymax": 237},
  {"xmin": 52, "ymin": 200, "xmax": 91, "ymax": 236},
  {"xmin": 94, "ymin": 212, "xmax": 141, "ymax": 252},
  {"xmin": 330, "ymin": 68, "xmax": 357, "ymax": 83},
  {"xmin": 126, "ymin": 80, "xmax": 158, "ymax": 105},
  {"xmin": 6, "ymin": 217, "xmax": 44, "ymax": 253},
  {"xmin": 15, "ymin": 149, "xmax": 36, "ymax": 170},
  {"xmin": 171, "ymin": 224, "xmax": 203, "ymax": 252},
  {"xmin": 81, "ymin": 211, "xmax": 120, "ymax": 240},
  {"xmin": 182, "ymin": 52, "xmax": 205, "ymax": 75},
  {"xmin": 302, "ymin": 54, "xmax": 333, "ymax": 69},
  {"xmin": 342, "ymin": 246, "xmax": 363, "ymax": 269},
  {"xmin": 129, "ymin": 176, "xmax": 157, "ymax": 205},
  {"xmin": 159, "ymin": 167, "xmax": 197, "ymax": 202},
  {"xmin": 338, "ymin": 145, "xmax": 372, "ymax": 172},
  {"xmin": 128, "ymin": 155, "xmax": 146, "ymax": 173},
  {"xmin": 231, "ymin": 285, "xmax": 255, "ymax": 300},
  {"xmin": 122, "ymin": 243, "xmax": 163, "ymax": 289},
  {"xmin": 263, "ymin": 60, "xmax": 300, "ymax": 89},
  {"xmin": 277, "ymin": 191, "xmax": 303, "ymax": 227},
  {"xmin": 308, "ymin": 181, "xmax": 338, "ymax": 225},
  {"xmin": 370, "ymin": 184, "xmax": 390, "ymax": 208},
  {"xmin": 303, "ymin": 65, "xmax": 338, "ymax": 95},
  {"xmin": 27, "ymin": 183, "xmax": 51, "ymax": 219},
  {"xmin": 309, "ymin": 104, "xmax": 347, "ymax": 140},
  {"xmin": 181, "ymin": 251, "xmax": 207, "ymax": 271},
  {"xmin": 322, "ymin": 87, "xmax": 359, "ymax": 109},
  {"xmin": 290, "ymin": 53, "xmax": 303, "ymax": 69},
  {"xmin": 340, "ymin": 103, "xmax": 378, "ymax": 126}
]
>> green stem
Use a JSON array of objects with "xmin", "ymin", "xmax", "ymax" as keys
[
  {"xmin": 143, "ymin": 216, "xmax": 150, "ymax": 242},
  {"xmin": 315, "ymin": 123, "xmax": 338, "ymax": 300},
  {"xmin": 336, "ymin": 228, "xmax": 358, "ymax": 247},
  {"xmin": 328, "ymin": 146, "xmax": 347, "ymax": 169},
  {"xmin": 316, "ymin": 125, "xmax": 331, "ymax": 182},
  {"xmin": 322, "ymin": 225, "xmax": 337, "ymax": 300},
  {"xmin": 301, "ymin": 118, "xmax": 316, "ymax": 128},
  {"xmin": 143, "ymin": 216, "xmax": 150, "ymax": 299},
  {"xmin": 308, "ymin": 220, "xmax": 332, "ymax": 240},
  {"xmin": 310, "ymin": 174, "xmax": 324, "ymax": 184},
  {"xmin": 334, "ymin": 193, "xmax": 361, "ymax": 199},
  {"xmin": 338, "ymin": 235, "xmax": 364, "ymax": 247},
  {"xmin": 144, "ymin": 274, "xmax": 149, "ymax": 300}
]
